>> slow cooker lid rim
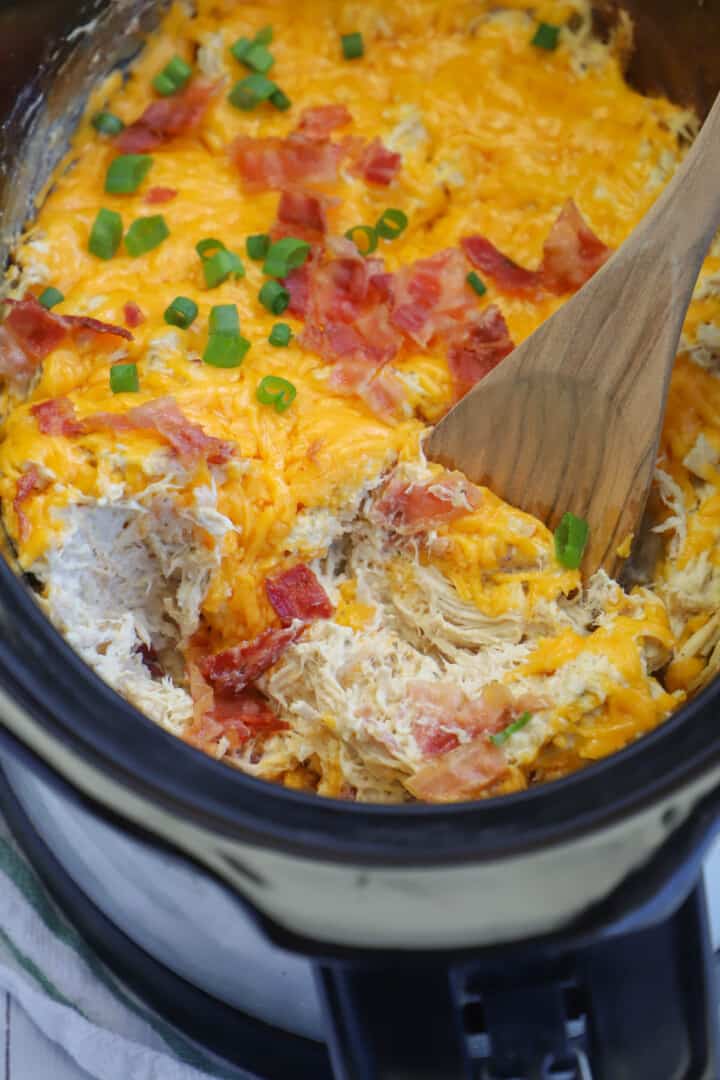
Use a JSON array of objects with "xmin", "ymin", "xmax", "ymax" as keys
[{"xmin": 1, "ymin": 553, "xmax": 719, "ymax": 866}]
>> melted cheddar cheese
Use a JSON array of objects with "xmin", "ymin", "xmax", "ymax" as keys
[{"xmin": 0, "ymin": 0, "xmax": 716, "ymax": 802}]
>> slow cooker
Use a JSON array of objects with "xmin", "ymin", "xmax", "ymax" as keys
[{"xmin": 1, "ymin": 2, "xmax": 720, "ymax": 1077}]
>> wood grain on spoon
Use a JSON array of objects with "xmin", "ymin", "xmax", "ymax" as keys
[{"xmin": 427, "ymin": 93, "xmax": 720, "ymax": 575}]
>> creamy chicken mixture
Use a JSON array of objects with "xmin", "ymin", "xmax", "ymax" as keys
[{"xmin": 0, "ymin": 0, "xmax": 717, "ymax": 803}]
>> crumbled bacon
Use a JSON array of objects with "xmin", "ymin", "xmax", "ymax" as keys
[
  {"xmin": 407, "ymin": 738, "xmax": 508, "ymax": 802},
  {"xmin": 4, "ymin": 297, "xmax": 67, "ymax": 360},
  {"xmin": 389, "ymin": 248, "xmax": 477, "ymax": 348},
  {"xmin": 116, "ymin": 79, "xmax": 219, "ymax": 153},
  {"xmin": 282, "ymin": 265, "xmax": 312, "ymax": 317},
  {"xmin": 373, "ymin": 468, "xmax": 482, "ymax": 534},
  {"xmin": 447, "ymin": 304, "xmax": 514, "ymax": 398},
  {"xmin": 462, "ymin": 200, "xmax": 611, "ymax": 297},
  {"xmin": 230, "ymin": 133, "xmax": 345, "ymax": 192},
  {"xmin": 265, "ymin": 564, "xmax": 334, "ymax": 626},
  {"xmin": 276, "ymin": 190, "xmax": 328, "ymax": 239},
  {"xmin": 349, "ymin": 137, "xmax": 402, "ymax": 186},
  {"xmin": 409, "ymin": 680, "xmax": 517, "ymax": 759},
  {"xmin": 200, "ymin": 626, "xmax": 301, "ymax": 695},
  {"xmin": 136, "ymin": 643, "xmax": 163, "ymax": 679},
  {"xmin": 85, "ymin": 397, "xmax": 234, "ymax": 466},
  {"xmin": 31, "ymin": 397, "xmax": 83, "ymax": 437},
  {"xmin": 12, "ymin": 464, "xmax": 46, "ymax": 542},
  {"xmin": 328, "ymin": 359, "xmax": 407, "ymax": 420},
  {"xmin": 145, "ymin": 186, "xmax": 178, "ymax": 205},
  {"xmin": 123, "ymin": 302, "xmax": 145, "ymax": 329},
  {"xmin": 62, "ymin": 314, "xmax": 133, "ymax": 341},
  {"xmin": 296, "ymin": 104, "xmax": 353, "ymax": 139},
  {"xmin": 186, "ymin": 663, "xmax": 286, "ymax": 753}
]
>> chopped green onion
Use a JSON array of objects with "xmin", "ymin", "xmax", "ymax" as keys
[
  {"xmin": 242, "ymin": 42, "xmax": 274, "ymax": 74},
  {"xmin": 229, "ymin": 74, "xmax": 277, "ymax": 110},
  {"xmin": 230, "ymin": 36, "xmax": 253, "ymax": 63},
  {"xmin": 38, "ymin": 287, "xmax": 64, "ymax": 310},
  {"xmin": 110, "ymin": 362, "xmax": 140, "ymax": 394},
  {"xmin": 554, "ymin": 511, "xmax": 589, "ymax": 569},
  {"xmin": 153, "ymin": 55, "xmax": 192, "ymax": 96},
  {"xmin": 246, "ymin": 234, "xmax": 270, "ymax": 260},
  {"xmin": 341, "ymin": 32, "xmax": 364, "ymax": 60},
  {"xmin": 196, "ymin": 237, "xmax": 227, "ymax": 260},
  {"xmin": 259, "ymin": 280, "xmax": 290, "ymax": 315},
  {"xmin": 345, "ymin": 225, "xmax": 378, "ymax": 255},
  {"xmin": 269, "ymin": 322, "xmax": 292, "ymax": 347},
  {"xmin": 203, "ymin": 332, "xmax": 250, "ymax": 368},
  {"xmin": 92, "ymin": 111, "xmax": 124, "ymax": 136},
  {"xmin": 256, "ymin": 375, "xmax": 296, "ymax": 412},
  {"xmin": 255, "ymin": 25, "xmax": 273, "ymax": 45},
  {"xmin": 202, "ymin": 248, "xmax": 245, "ymax": 288},
  {"xmin": 270, "ymin": 88, "xmax": 292, "ymax": 111},
  {"xmin": 531, "ymin": 22, "xmax": 560, "ymax": 50},
  {"xmin": 209, "ymin": 304, "xmax": 240, "ymax": 334},
  {"xmin": 124, "ymin": 215, "xmax": 170, "ymax": 257},
  {"xmin": 105, "ymin": 154, "xmax": 153, "ymax": 195},
  {"xmin": 467, "ymin": 271, "xmax": 487, "ymax": 297},
  {"xmin": 490, "ymin": 712, "xmax": 532, "ymax": 747},
  {"xmin": 89, "ymin": 208, "xmax": 123, "ymax": 260},
  {"xmin": 376, "ymin": 208, "xmax": 408, "ymax": 240},
  {"xmin": 164, "ymin": 296, "xmax": 198, "ymax": 329},
  {"xmin": 263, "ymin": 237, "xmax": 311, "ymax": 278}
]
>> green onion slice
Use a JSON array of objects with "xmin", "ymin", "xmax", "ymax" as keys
[
  {"xmin": 229, "ymin": 74, "xmax": 277, "ymax": 110},
  {"xmin": 259, "ymin": 280, "xmax": 290, "ymax": 315},
  {"xmin": 202, "ymin": 249, "xmax": 245, "ymax": 288},
  {"xmin": 255, "ymin": 25, "xmax": 273, "ymax": 45},
  {"xmin": 153, "ymin": 55, "xmax": 192, "ymax": 96},
  {"xmin": 196, "ymin": 237, "xmax": 227, "ymax": 260},
  {"xmin": 246, "ymin": 234, "xmax": 270, "ymax": 260},
  {"xmin": 531, "ymin": 22, "xmax": 560, "ymax": 50},
  {"xmin": 263, "ymin": 237, "xmax": 311, "ymax": 278},
  {"xmin": 209, "ymin": 303, "xmax": 240, "ymax": 334},
  {"xmin": 242, "ymin": 42, "xmax": 274, "ymax": 74},
  {"xmin": 203, "ymin": 332, "xmax": 250, "ymax": 368},
  {"xmin": 376, "ymin": 208, "xmax": 408, "ymax": 240},
  {"xmin": 89, "ymin": 208, "xmax": 123, "ymax": 260},
  {"xmin": 164, "ymin": 296, "xmax": 198, "ymax": 329},
  {"xmin": 110, "ymin": 362, "xmax": 140, "ymax": 394},
  {"xmin": 467, "ymin": 271, "xmax": 487, "ymax": 297},
  {"xmin": 554, "ymin": 511, "xmax": 589, "ymax": 569},
  {"xmin": 230, "ymin": 36, "xmax": 253, "ymax": 62},
  {"xmin": 105, "ymin": 154, "xmax": 153, "ymax": 195},
  {"xmin": 490, "ymin": 712, "xmax": 532, "ymax": 747},
  {"xmin": 341, "ymin": 32, "xmax": 364, "ymax": 60},
  {"xmin": 269, "ymin": 322, "xmax": 292, "ymax": 347},
  {"xmin": 38, "ymin": 287, "xmax": 64, "ymax": 310},
  {"xmin": 92, "ymin": 111, "xmax": 124, "ymax": 136},
  {"xmin": 345, "ymin": 225, "xmax": 378, "ymax": 255},
  {"xmin": 270, "ymin": 88, "xmax": 292, "ymax": 111},
  {"xmin": 124, "ymin": 215, "xmax": 170, "ymax": 257},
  {"xmin": 256, "ymin": 375, "xmax": 297, "ymax": 412}
]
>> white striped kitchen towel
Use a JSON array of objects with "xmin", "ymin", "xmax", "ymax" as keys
[{"xmin": 0, "ymin": 814, "xmax": 248, "ymax": 1080}]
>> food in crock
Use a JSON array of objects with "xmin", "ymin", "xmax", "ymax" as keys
[{"xmin": 0, "ymin": 0, "xmax": 715, "ymax": 803}]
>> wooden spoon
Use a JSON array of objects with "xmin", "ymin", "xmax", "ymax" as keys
[{"xmin": 426, "ymin": 93, "xmax": 720, "ymax": 575}]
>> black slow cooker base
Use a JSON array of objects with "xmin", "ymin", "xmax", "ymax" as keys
[{"xmin": 0, "ymin": 769, "xmax": 333, "ymax": 1080}]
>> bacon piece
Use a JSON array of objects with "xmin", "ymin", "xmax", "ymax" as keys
[
  {"xmin": 461, "ymin": 236, "xmax": 542, "ymax": 297},
  {"xmin": 230, "ymin": 133, "xmax": 344, "ymax": 192},
  {"xmin": 328, "ymin": 359, "xmax": 407, "ymax": 420},
  {"xmin": 186, "ymin": 661, "xmax": 286, "ymax": 752},
  {"xmin": 276, "ymin": 190, "xmax": 328, "ymax": 238},
  {"xmin": 62, "ymin": 314, "xmax": 133, "ymax": 341},
  {"xmin": 389, "ymin": 249, "xmax": 476, "ymax": 348},
  {"xmin": 136, "ymin": 643, "xmax": 163, "ymax": 678},
  {"xmin": 462, "ymin": 200, "xmax": 611, "ymax": 298},
  {"xmin": 0, "ymin": 325, "xmax": 38, "ymax": 386},
  {"xmin": 145, "ymin": 186, "xmax": 178, "ymax": 205},
  {"xmin": 123, "ymin": 302, "xmax": 145, "ymax": 329},
  {"xmin": 12, "ymin": 464, "xmax": 45, "ymax": 542},
  {"xmin": 116, "ymin": 78, "xmax": 219, "ymax": 153},
  {"xmin": 447, "ymin": 304, "xmax": 514, "ymax": 399},
  {"xmin": 374, "ymin": 468, "xmax": 482, "ymax": 534},
  {"xmin": 4, "ymin": 297, "xmax": 67, "ymax": 360},
  {"xmin": 296, "ymin": 104, "xmax": 352, "ymax": 139},
  {"xmin": 407, "ymin": 738, "xmax": 508, "ymax": 802},
  {"xmin": 200, "ymin": 627, "xmax": 300, "ymax": 695},
  {"xmin": 266, "ymin": 564, "xmax": 334, "ymax": 626},
  {"xmin": 85, "ymin": 396, "xmax": 234, "ymax": 466},
  {"xmin": 409, "ymin": 680, "xmax": 517, "ymax": 759},
  {"xmin": 412, "ymin": 721, "xmax": 460, "ymax": 757},
  {"xmin": 541, "ymin": 198, "xmax": 612, "ymax": 293},
  {"xmin": 350, "ymin": 137, "xmax": 402, "ymax": 186},
  {"xmin": 31, "ymin": 397, "xmax": 83, "ymax": 437},
  {"xmin": 283, "ymin": 265, "xmax": 311, "ymax": 317}
]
